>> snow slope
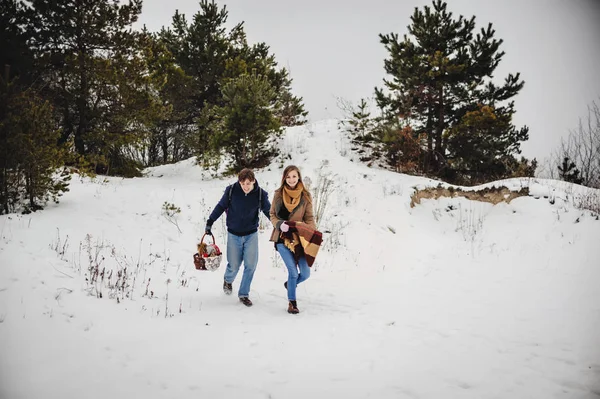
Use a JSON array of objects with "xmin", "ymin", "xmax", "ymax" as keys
[{"xmin": 1, "ymin": 120, "xmax": 599, "ymax": 399}]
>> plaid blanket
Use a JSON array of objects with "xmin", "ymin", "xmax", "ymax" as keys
[{"xmin": 281, "ymin": 221, "xmax": 323, "ymax": 267}]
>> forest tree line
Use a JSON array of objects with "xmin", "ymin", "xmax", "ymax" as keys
[{"xmin": 1, "ymin": 0, "xmax": 597, "ymax": 215}]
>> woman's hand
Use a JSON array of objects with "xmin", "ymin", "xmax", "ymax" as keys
[{"xmin": 280, "ymin": 222, "xmax": 289, "ymax": 232}]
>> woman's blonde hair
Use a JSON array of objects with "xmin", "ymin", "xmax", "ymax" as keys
[{"xmin": 278, "ymin": 165, "xmax": 312, "ymax": 201}]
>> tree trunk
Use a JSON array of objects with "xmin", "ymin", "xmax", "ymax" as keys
[
  {"xmin": 148, "ymin": 131, "xmax": 159, "ymax": 166},
  {"xmin": 425, "ymin": 108, "xmax": 434, "ymax": 173},
  {"xmin": 160, "ymin": 128, "xmax": 169, "ymax": 164},
  {"xmin": 435, "ymin": 86, "xmax": 444, "ymax": 159},
  {"xmin": 75, "ymin": 10, "xmax": 87, "ymax": 156}
]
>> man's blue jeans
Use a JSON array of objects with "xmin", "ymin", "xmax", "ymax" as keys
[
  {"xmin": 276, "ymin": 243, "xmax": 310, "ymax": 301},
  {"xmin": 224, "ymin": 232, "xmax": 258, "ymax": 298}
]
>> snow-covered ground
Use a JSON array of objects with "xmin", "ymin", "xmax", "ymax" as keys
[{"xmin": 1, "ymin": 120, "xmax": 599, "ymax": 399}]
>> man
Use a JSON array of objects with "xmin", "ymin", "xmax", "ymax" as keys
[{"xmin": 205, "ymin": 168, "xmax": 271, "ymax": 307}]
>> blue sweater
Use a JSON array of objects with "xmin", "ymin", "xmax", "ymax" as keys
[{"xmin": 207, "ymin": 180, "xmax": 271, "ymax": 236}]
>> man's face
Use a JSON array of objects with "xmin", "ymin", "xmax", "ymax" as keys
[{"xmin": 240, "ymin": 179, "xmax": 255, "ymax": 194}]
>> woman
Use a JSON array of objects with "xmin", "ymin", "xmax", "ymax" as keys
[{"xmin": 270, "ymin": 165, "xmax": 316, "ymax": 314}]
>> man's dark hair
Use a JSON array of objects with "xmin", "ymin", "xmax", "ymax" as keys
[{"xmin": 238, "ymin": 168, "xmax": 255, "ymax": 182}]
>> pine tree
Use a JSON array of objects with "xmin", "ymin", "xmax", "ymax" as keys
[
  {"xmin": 381, "ymin": 125, "xmax": 423, "ymax": 173},
  {"xmin": 272, "ymin": 75, "xmax": 308, "ymax": 126},
  {"xmin": 0, "ymin": 84, "xmax": 69, "ymax": 214},
  {"xmin": 1, "ymin": 0, "xmax": 33, "ymax": 86},
  {"xmin": 142, "ymin": 32, "xmax": 196, "ymax": 166},
  {"xmin": 17, "ymin": 94, "xmax": 70, "ymax": 212},
  {"xmin": 503, "ymin": 156, "xmax": 537, "ymax": 179},
  {"xmin": 0, "ymin": 1, "xmax": 68, "ymax": 214},
  {"xmin": 223, "ymin": 36, "xmax": 307, "ymax": 126},
  {"xmin": 445, "ymin": 104, "xmax": 529, "ymax": 183},
  {"xmin": 345, "ymin": 99, "xmax": 375, "ymax": 143},
  {"xmin": 558, "ymin": 156, "xmax": 584, "ymax": 185},
  {"xmin": 24, "ymin": 0, "xmax": 148, "ymax": 175},
  {"xmin": 340, "ymin": 98, "xmax": 388, "ymax": 165},
  {"xmin": 375, "ymin": 0, "xmax": 529, "ymax": 182},
  {"xmin": 160, "ymin": 0, "xmax": 307, "ymax": 137},
  {"xmin": 159, "ymin": 1, "xmax": 234, "ymax": 117},
  {"xmin": 205, "ymin": 73, "xmax": 281, "ymax": 170}
]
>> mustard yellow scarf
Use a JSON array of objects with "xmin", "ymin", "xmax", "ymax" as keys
[{"xmin": 282, "ymin": 182, "xmax": 304, "ymax": 213}]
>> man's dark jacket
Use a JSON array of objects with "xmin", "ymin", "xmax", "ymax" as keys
[{"xmin": 207, "ymin": 181, "xmax": 271, "ymax": 236}]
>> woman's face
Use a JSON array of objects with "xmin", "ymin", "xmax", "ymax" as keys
[{"xmin": 285, "ymin": 170, "xmax": 299, "ymax": 189}]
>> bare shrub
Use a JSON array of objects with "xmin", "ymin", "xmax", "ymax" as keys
[
  {"xmin": 546, "ymin": 99, "xmax": 600, "ymax": 188},
  {"xmin": 574, "ymin": 190, "xmax": 600, "ymax": 216},
  {"xmin": 50, "ymin": 228, "xmax": 69, "ymax": 260},
  {"xmin": 162, "ymin": 201, "xmax": 182, "ymax": 233},
  {"xmin": 312, "ymin": 162, "xmax": 335, "ymax": 228},
  {"xmin": 83, "ymin": 234, "xmax": 107, "ymax": 299},
  {"xmin": 455, "ymin": 203, "xmax": 486, "ymax": 243}
]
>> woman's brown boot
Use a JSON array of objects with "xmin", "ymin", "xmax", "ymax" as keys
[{"xmin": 287, "ymin": 300, "xmax": 299, "ymax": 314}]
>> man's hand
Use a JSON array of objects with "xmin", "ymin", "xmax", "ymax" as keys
[{"xmin": 205, "ymin": 225, "xmax": 212, "ymax": 235}]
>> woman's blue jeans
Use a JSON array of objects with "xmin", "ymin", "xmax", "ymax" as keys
[
  {"xmin": 276, "ymin": 243, "xmax": 310, "ymax": 301},
  {"xmin": 224, "ymin": 232, "xmax": 258, "ymax": 298}
]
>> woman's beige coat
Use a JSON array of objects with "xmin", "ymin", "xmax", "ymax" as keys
[{"xmin": 269, "ymin": 188, "xmax": 316, "ymax": 242}]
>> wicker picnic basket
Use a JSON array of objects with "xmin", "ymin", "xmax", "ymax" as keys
[{"xmin": 193, "ymin": 234, "xmax": 223, "ymax": 271}]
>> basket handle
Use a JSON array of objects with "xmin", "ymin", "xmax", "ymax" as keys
[{"xmin": 200, "ymin": 233, "xmax": 216, "ymax": 245}]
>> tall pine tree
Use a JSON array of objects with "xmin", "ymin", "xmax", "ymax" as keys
[
  {"xmin": 204, "ymin": 72, "xmax": 281, "ymax": 170},
  {"xmin": 375, "ymin": 0, "xmax": 529, "ymax": 182},
  {"xmin": 159, "ymin": 0, "xmax": 307, "ymax": 138},
  {"xmin": 0, "ymin": 83, "xmax": 69, "ymax": 214},
  {"xmin": 160, "ymin": 1, "xmax": 237, "ymax": 118},
  {"xmin": 142, "ymin": 31, "xmax": 196, "ymax": 166},
  {"xmin": 1, "ymin": 0, "xmax": 34, "ymax": 86},
  {"xmin": 24, "ymin": 0, "xmax": 151, "ymax": 175},
  {"xmin": 1, "ymin": 0, "xmax": 69, "ymax": 214}
]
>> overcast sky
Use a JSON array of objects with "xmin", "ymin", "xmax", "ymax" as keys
[{"xmin": 136, "ymin": 0, "xmax": 600, "ymax": 162}]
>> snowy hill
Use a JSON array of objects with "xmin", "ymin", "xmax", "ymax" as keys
[{"xmin": 1, "ymin": 120, "xmax": 599, "ymax": 399}]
